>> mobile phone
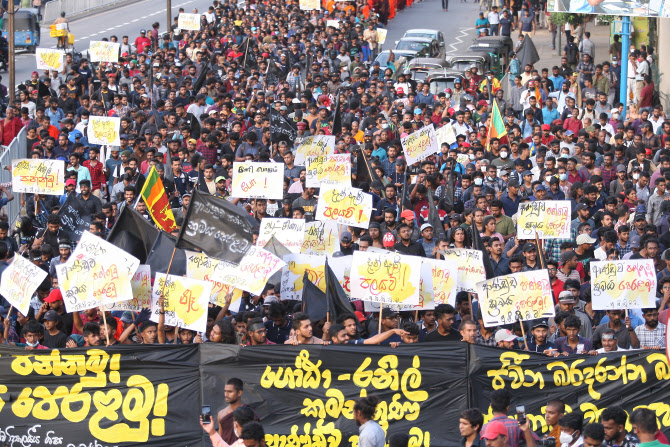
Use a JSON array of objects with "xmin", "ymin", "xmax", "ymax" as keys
[
  {"xmin": 516, "ymin": 405, "xmax": 526, "ymax": 425},
  {"xmin": 202, "ymin": 405, "xmax": 212, "ymax": 424}
]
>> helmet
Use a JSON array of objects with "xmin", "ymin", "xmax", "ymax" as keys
[
  {"xmin": 454, "ymin": 78, "xmax": 462, "ymax": 84},
  {"xmin": 329, "ymin": 49, "xmax": 337, "ymax": 59},
  {"xmin": 444, "ymin": 88, "xmax": 453, "ymax": 94}
]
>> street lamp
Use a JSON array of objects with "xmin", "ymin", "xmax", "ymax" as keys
[{"xmin": 7, "ymin": 5, "xmax": 18, "ymax": 103}]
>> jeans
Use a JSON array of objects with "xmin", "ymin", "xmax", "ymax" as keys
[{"xmin": 490, "ymin": 25, "xmax": 499, "ymax": 35}]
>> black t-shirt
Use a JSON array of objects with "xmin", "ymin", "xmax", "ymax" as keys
[
  {"xmin": 424, "ymin": 328, "xmax": 461, "ymax": 342},
  {"xmin": 42, "ymin": 330, "xmax": 69, "ymax": 349}
]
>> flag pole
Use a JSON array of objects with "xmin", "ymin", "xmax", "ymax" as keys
[
  {"xmin": 535, "ymin": 231, "xmax": 545, "ymax": 269},
  {"xmin": 100, "ymin": 306, "xmax": 110, "ymax": 346},
  {"xmin": 378, "ymin": 303, "xmax": 383, "ymax": 333}
]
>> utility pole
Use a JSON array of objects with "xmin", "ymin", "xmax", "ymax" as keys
[
  {"xmin": 167, "ymin": 0, "xmax": 172, "ymax": 40},
  {"xmin": 616, "ymin": 17, "xmax": 631, "ymax": 118},
  {"xmin": 8, "ymin": 5, "xmax": 17, "ymax": 103}
]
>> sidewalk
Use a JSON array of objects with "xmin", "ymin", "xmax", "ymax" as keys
[{"xmin": 529, "ymin": 21, "xmax": 613, "ymax": 69}]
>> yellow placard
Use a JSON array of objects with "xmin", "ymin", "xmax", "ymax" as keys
[
  {"xmin": 178, "ymin": 13, "xmax": 201, "ymax": 31},
  {"xmin": 0, "ymin": 255, "xmax": 48, "ymax": 316},
  {"xmin": 591, "ymin": 260, "xmax": 657, "ymax": 310},
  {"xmin": 88, "ymin": 116, "xmax": 121, "ymax": 146},
  {"xmin": 477, "ymin": 270, "xmax": 554, "ymax": 327},
  {"xmin": 301, "ymin": 221, "xmax": 340, "ymax": 255},
  {"xmin": 401, "ymin": 125, "xmax": 439, "ymax": 165},
  {"xmin": 305, "ymin": 154, "xmax": 352, "ymax": 188},
  {"xmin": 440, "ymin": 249, "xmax": 486, "ymax": 293},
  {"xmin": 425, "ymin": 258, "xmax": 458, "ymax": 306},
  {"xmin": 11, "ymin": 159, "xmax": 65, "ymax": 195},
  {"xmin": 299, "ymin": 0, "xmax": 321, "ymax": 9},
  {"xmin": 350, "ymin": 251, "xmax": 421, "ymax": 304},
  {"xmin": 150, "ymin": 273, "xmax": 212, "ymax": 332},
  {"xmin": 294, "ymin": 135, "xmax": 335, "ymax": 165},
  {"xmin": 104, "ymin": 265, "xmax": 153, "ymax": 311},
  {"xmin": 88, "ymin": 41, "xmax": 120, "ymax": 63},
  {"xmin": 36, "ymin": 48, "xmax": 64, "ymax": 71},
  {"xmin": 186, "ymin": 251, "xmax": 244, "ymax": 310},
  {"xmin": 517, "ymin": 201, "xmax": 572, "ymax": 239},
  {"xmin": 280, "ymin": 254, "xmax": 326, "ymax": 301},
  {"xmin": 315, "ymin": 186, "xmax": 373, "ymax": 229}
]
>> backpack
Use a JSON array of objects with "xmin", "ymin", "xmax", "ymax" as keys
[{"xmin": 567, "ymin": 43, "xmax": 578, "ymax": 65}]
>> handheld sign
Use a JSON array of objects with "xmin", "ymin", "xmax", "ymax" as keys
[
  {"xmin": 0, "ymin": 255, "xmax": 48, "ymax": 316},
  {"xmin": 150, "ymin": 273, "xmax": 212, "ymax": 333},
  {"xmin": 36, "ymin": 48, "xmax": 64, "ymax": 71},
  {"xmin": 87, "ymin": 116, "xmax": 121, "ymax": 146},
  {"xmin": 517, "ymin": 201, "xmax": 572, "ymax": 239},
  {"xmin": 88, "ymin": 41, "xmax": 120, "ymax": 62},
  {"xmin": 178, "ymin": 13, "xmax": 201, "ymax": 30},
  {"xmin": 350, "ymin": 251, "xmax": 421, "ymax": 305},
  {"xmin": 591, "ymin": 260, "xmax": 657, "ymax": 310},
  {"xmin": 315, "ymin": 186, "xmax": 373, "ymax": 229},
  {"xmin": 305, "ymin": 154, "xmax": 352, "ymax": 188},
  {"xmin": 328, "ymin": 254, "xmax": 352, "ymax": 298},
  {"xmin": 11, "ymin": 159, "xmax": 65, "ymax": 195},
  {"xmin": 439, "ymin": 249, "xmax": 486, "ymax": 293},
  {"xmin": 301, "ymin": 221, "xmax": 340, "ymax": 255},
  {"xmin": 299, "ymin": 0, "xmax": 320, "ymax": 9},
  {"xmin": 231, "ymin": 162, "xmax": 284, "ymax": 200},
  {"xmin": 256, "ymin": 218, "xmax": 306, "ymax": 254},
  {"xmin": 425, "ymin": 258, "xmax": 459, "ymax": 306},
  {"xmin": 103, "ymin": 265, "xmax": 153, "ymax": 311},
  {"xmin": 401, "ymin": 125, "xmax": 439, "ymax": 165},
  {"xmin": 294, "ymin": 135, "xmax": 335, "ymax": 165},
  {"xmin": 56, "ymin": 231, "xmax": 140, "ymax": 312},
  {"xmin": 280, "ymin": 253, "xmax": 326, "ymax": 301},
  {"xmin": 436, "ymin": 123, "xmax": 457, "ymax": 147},
  {"xmin": 477, "ymin": 270, "xmax": 555, "ymax": 327},
  {"xmin": 212, "ymin": 245, "xmax": 285, "ymax": 296},
  {"xmin": 362, "ymin": 261, "xmax": 435, "ymax": 312},
  {"xmin": 186, "ymin": 251, "xmax": 244, "ymax": 311}
]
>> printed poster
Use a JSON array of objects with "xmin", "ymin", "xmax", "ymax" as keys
[
  {"xmin": 591, "ymin": 260, "xmax": 657, "ymax": 310},
  {"xmin": 11, "ymin": 159, "xmax": 65, "ymax": 195},
  {"xmin": 150, "ymin": 273, "xmax": 212, "ymax": 333},
  {"xmin": 305, "ymin": 154, "xmax": 352, "ymax": 188},
  {"xmin": 517, "ymin": 201, "xmax": 572, "ymax": 239},
  {"xmin": 231, "ymin": 162, "xmax": 284, "ymax": 200},
  {"xmin": 87, "ymin": 116, "xmax": 121, "ymax": 146},
  {"xmin": 350, "ymin": 251, "xmax": 421, "ymax": 305},
  {"xmin": 256, "ymin": 218, "xmax": 306, "ymax": 254},
  {"xmin": 315, "ymin": 186, "xmax": 373, "ymax": 229}
]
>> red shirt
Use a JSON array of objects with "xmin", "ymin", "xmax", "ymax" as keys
[
  {"xmin": 551, "ymin": 278, "xmax": 564, "ymax": 304},
  {"xmin": 1, "ymin": 117, "xmax": 24, "ymax": 146},
  {"xmin": 563, "ymin": 117, "xmax": 583, "ymax": 135},
  {"xmin": 134, "ymin": 36, "xmax": 152, "ymax": 53},
  {"xmin": 640, "ymin": 83, "xmax": 655, "ymax": 108},
  {"xmin": 83, "ymin": 159, "xmax": 105, "ymax": 191}
]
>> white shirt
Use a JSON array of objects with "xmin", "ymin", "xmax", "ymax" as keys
[
  {"xmin": 488, "ymin": 11, "xmax": 500, "ymax": 24},
  {"xmin": 358, "ymin": 420, "xmax": 385, "ymax": 447},
  {"xmin": 635, "ymin": 60, "xmax": 650, "ymax": 80}
]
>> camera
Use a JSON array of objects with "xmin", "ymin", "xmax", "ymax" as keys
[
  {"xmin": 516, "ymin": 405, "xmax": 526, "ymax": 425},
  {"xmin": 537, "ymin": 437, "xmax": 556, "ymax": 447}
]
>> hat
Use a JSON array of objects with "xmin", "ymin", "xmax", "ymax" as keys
[
  {"xmin": 263, "ymin": 296, "xmax": 279, "ymax": 305},
  {"xmin": 565, "ymin": 130, "xmax": 574, "ymax": 136},
  {"xmin": 44, "ymin": 310, "xmax": 61, "ymax": 321},
  {"xmin": 558, "ymin": 291, "xmax": 576, "ymax": 302},
  {"xmin": 341, "ymin": 230, "xmax": 353, "ymax": 243},
  {"xmin": 383, "ymin": 232, "xmax": 395, "ymax": 248},
  {"xmin": 44, "ymin": 289, "xmax": 63, "ymax": 303},
  {"xmin": 630, "ymin": 234, "xmax": 642, "ymax": 249},
  {"xmin": 575, "ymin": 203, "xmax": 589, "ymax": 212},
  {"xmin": 140, "ymin": 29, "xmax": 146, "ymax": 33},
  {"xmin": 560, "ymin": 250, "xmax": 577, "ymax": 264},
  {"xmin": 532, "ymin": 319, "xmax": 549, "ymax": 329},
  {"xmin": 396, "ymin": 87, "xmax": 404, "ymax": 94},
  {"xmin": 576, "ymin": 233, "xmax": 596, "ymax": 246},
  {"xmin": 400, "ymin": 210, "xmax": 415, "ymax": 221},
  {"xmin": 121, "ymin": 150, "xmax": 132, "ymax": 157},
  {"xmin": 420, "ymin": 223, "xmax": 433, "ymax": 232},
  {"xmin": 215, "ymin": 176, "xmax": 226, "ymax": 183},
  {"xmin": 494, "ymin": 329, "xmax": 517, "ymax": 343},
  {"xmin": 535, "ymin": 185, "xmax": 547, "ymax": 192},
  {"xmin": 120, "ymin": 311, "xmax": 134, "ymax": 324},
  {"xmin": 297, "ymin": 122, "xmax": 307, "ymax": 129},
  {"xmin": 371, "ymin": 180, "xmax": 384, "ymax": 190},
  {"xmin": 481, "ymin": 421, "xmax": 508, "ymax": 440},
  {"xmin": 522, "ymin": 243, "xmax": 537, "ymax": 252},
  {"xmin": 634, "ymin": 213, "xmax": 646, "ymax": 222},
  {"xmin": 381, "ymin": 308, "xmax": 398, "ymax": 319},
  {"xmin": 616, "ymin": 165, "xmax": 627, "ymax": 172},
  {"xmin": 354, "ymin": 311, "xmax": 366, "ymax": 322},
  {"xmin": 541, "ymin": 124, "xmax": 551, "ymax": 131},
  {"xmin": 65, "ymin": 179, "xmax": 76, "ymax": 187},
  {"xmin": 522, "ymin": 170, "xmax": 532, "ymax": 177},
  {"xmin": 635, "ymin": 204, "xmax": 647, "ymax": 214}
]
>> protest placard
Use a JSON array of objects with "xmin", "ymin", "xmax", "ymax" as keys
[
  {"xmin": 280, "ymin": 254, "xmax": 326, "ymax": 301},
  {"xmin": 103, "ymin": 265, "xmax": 153, "ymax": 312},
  {"xmin": 87, "ymin": 116, "xmax": 121, "ymax": 146},
  {"xmin": 36, "ymin": 48, "xmax": 64, "ymax": 71},
  {"xmin": 424, "ymin": 258, "xmax": 459, "ymax": 306},
  {"xmin": 301, "ymin": 221, "xmax": 340, "ymax": 255},
  {"xmin": 326, "ymin": 20, "xmax": 340, "ymax": 28},
  {"xmin": 401, "ymin": 125, "xmax": 439, "ymax": 165},
  {"xmin": 56, "ymin": 231, "xmax": 140, "ymax": 312},
  {"xmin": 590, "ymin": 260, "xmax": 657, "ymax": 310},
  {"xmin": 477, "ymin": 270, "xmax": 554, "ymax": 327},
  {"xmin": 186, "ymin": 251, "xmax": 244, "ymax": 311},
  {"xmin": 11, "ymin": 159, "xmax": 65, "ymax": 195},
  {"xmin": 299, "ymin": 0, "xmax": 320, "ymax": 9},
  {"xmin": 294, "ymin": 135, "xmax": 335, "ymax": 165},
  {"xmin": 305, "ymin": 154, "xmax": 352, "ymax": 188},
  {"xmin": 361, "ymin": 261, "xmax": 435, "ymax": 312},
  {"xmin": 436, "ymin": 123, "xmax": 457, "ymax": 146},
  {"xmin": 439, "ymin": 249, "xmax": 486, "ymax": 293},
  {"xmin": 212, "ymin": 245, "xmax": 285, "ymax": 296},
  {"xmin": 517, "ymin": 201, "xmax": 572, "ymax": 239},
  {"xmin": 350, "ymin": 251, "xmax": 421, "ymax": 305},
  {"xmin": 315, "ymin": 186, "xmax": 373, "ymax": 229},
  {"xmin": 150, "ymin": 273, "xmax": 212, "ymax": 333},
  {"xmin": 328, "ymin": 254, "xmax": 352, "ymax": 298},
  {"xmin": 88, "ymin": 41, "xmax": 120, "ymax": 62},
  {"xmin": 256, "ymin": 218, "xmax": 306, "ymax": 253},
  {"xmin": 231, "ymin": 162, "xmax": 284, "ymax": 200},
  {"xmin": 178, "ymin": 13, "xmax": 201, "ymax": 30},
  {"xmin": 0, "ymin": 255, "xmax": 48, "ymax": 316},
  {"xmin": 377, "ymin": 28, "xmax": 388, "ymax": 45}
]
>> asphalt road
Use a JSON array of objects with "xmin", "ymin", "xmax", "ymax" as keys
[{"xmin": 12, "ymin": 0, "xmax": 479, "ymax": 85}]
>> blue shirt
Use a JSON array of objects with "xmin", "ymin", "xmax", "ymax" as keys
[
  {"xmin": 501, "ymin": 193, "xmax": 521, "ymax": 216},
  {"xmin": 542, "ymin": 106, "xmax": 560, "ymax": 125},
  {"xmin": 371, "ymin": 147, "xmax": 388, "ymax": 161},
  {"xmin": 548, "ymin": 75, "xmax": 565, "ymax": 92},
  {"xmin": 475, "ymin": 18, "xmax": 490, "ymax": 29}
]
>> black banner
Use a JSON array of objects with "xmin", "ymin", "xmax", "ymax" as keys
[
  {"xmin": 1, "ymin": 344, "xmax": 669, "ymax": 447},
  {"xmin": 270, "ymin": 108, "xmax": 297, "ymax": 144},
  {"xmin": 107, "ymin": 206, "xmax": 160, "ymax": 264},
  {"xmin": 57, "ymin": 194, "xmax": 91, "ymax": 242},
  {"xmin": 178, "ymin": 189, "xmax": 255, "ymax": 265}
]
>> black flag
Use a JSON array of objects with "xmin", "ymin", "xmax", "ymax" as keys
[
  {"xmin": 302, "ymin": 272, "xmax": 328, "ymax": 322},
  {"xmin": 426, "ymin": 188, "xmax": 445, "ymax": 240},
  {"xmin": 355, "ymin": 149, "xmax": 382, "ymax": 187},
  {"xmin": 325, "ymin": 259, "xmax": 355, "ymax": 317},
  {"xmin": 331, "ymin": 93, "xmax": 342, "ymax": 136},
  {"xmin": 269, "ymin": 107, "xmax": 297, "ymax": 145},
  {"xmin": 471, "ymin": 221, "xmax": 495, "ymax": 280},
  {"xmin": 146, "ymin": 231, "xmax": 187, "ymax": 277},
  {"xmin": 177, "ymin": 189, "xmax": 255, "ymax": 265},
  {"xmin": 192, "ymin": 59, "xmax": 210, "ymax": 94},
  {"xmin": 107, "ymin": 206, "xmax": 159, "ymax": 263},
  {"xmin": 57, "ymin": 194, "xmax": 91, "ymax": 242}
]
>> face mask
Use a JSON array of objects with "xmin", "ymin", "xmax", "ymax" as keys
[
  {"xmin": 612, "ymin": 61, "xmax": 618, "ymax": 66},
  {"xmin": 633, "ymin": 173, "xmax": 640, "ymax": 180},
  {"xmin": 559, "ymin": 432, "xmax": 574, "ymax": 446},
  {"xmin": 545, "ymin": 176, "xmax": 552, "ymax": 183},
  {"xmin": 500, "ymin": 151, "xmax": 508, "ymax": 158},
  {"xmin": 446, "ymin": 94, "xmax": 451, "ymax": 99},
  {"xmin": 26, "ymin": 340, "xmax": 39, "ymax": 347},
  {"xmin": 487, "ymin": 175, "xmax": 494, "ymax": 181},
  {"xmin": 559, "ymin": 173, "xmax": 568, "ymax": 181},
  {"xmin": 469, "ymin": 154, "xmax": 475, "ymax": 160},
  {"xmin": 474, "ymin": 178, "xmax": 483, "ymax": 186},
  {"xmin": 82, "ymin": 119, "xmax": 88, "ymax": 124}
]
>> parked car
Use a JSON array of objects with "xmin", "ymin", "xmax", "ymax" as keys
[
  {"xmin": 394, "ymin": 37, "xmax": 444, "ymax": 59},
  {"xmin": 403, "ymin": 28, "xmax": 446, "ymax": 51}
]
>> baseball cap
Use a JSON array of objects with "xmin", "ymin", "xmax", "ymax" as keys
[
  {"xmin": 522, "ymin": 243, "xmax": 537, "ymax": 252},
  {"xmin": 494, "ymin": 329, "xmax": 517, "ymax": 343},
  {"xmin": 634, "ymin": 213, "xmax": 646, "ymax": 222},
  {"xmin": 215, "ymin": 176, "xmax": 226, "ymax": 183},
  {"xmin": 560, "ymin": 250, "xmax": 577, "ymax": 264},
  {"xmin": 531, "ymin": 319, "xmax": 549, "ymax": 329},
  {"xmin": 616, "ymin": 165, "xmax": 627, "ymax": 172},
  {"xmin": 120, "ymin": 311, "xmax": 134, "ymax": 324},
  {"xmin": 341, "ymin": 230, "xmax": 353, "ymax": 243},
  {"xmin": 541, "ymin": 124, "xmax": 551, "ymax": 131},
  {"xmin": 576, "ymin": 234, "xmax": 597, "ymax": 245},
  {"xmin": 630, "ymin": 234, "xmax": 641, "ymax": 249},
  {"xmin": 44, "ymin": 310, "xmax": 61, "ymax": 321},
  {"xmin": 420, "ymin": 223, "xmax": 433, "ymax": 232},
  {"xmin": 44, "ymin": 289, "xmax": 63, "ymax": 303},
  {"xmin": 382, "ymin": 308, "xmax": 398, "ymax": 319},
  {"xmin": 400, "ymin": 210, "xmax": 415, "ymax": 221},
  {"xmin": 565, "ymin": 130, "xmax": 574, "ymax": 136},
  {"xmin": 263, "ymin": 296, "xmax": 279, "ymax": 305},
  {"xmin": 383, "ymin": 232, "xmax": 395, "ymax": 248},
  {"xmin": 481, "ymin": 421, "xmax": 508, "ymax": 440},
  {"xmin": 558, "ymin": 290, "xmax": 576, "ymax": 302},
  {"xmin": 575, "ymin": 203, "xmax": 589, "ymax": 212},
  {"xmin": 65, "ymin": 179, "xmax": 76, "ymax": 186}
]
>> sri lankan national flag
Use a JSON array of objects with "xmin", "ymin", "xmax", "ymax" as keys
[
  {"xmin": 140, "ymin": 166, "xmax": 177, "ymax": 233},
  {"xmin": 486, "ymin": 100, "xmax": 507, "ymax": 152}
]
